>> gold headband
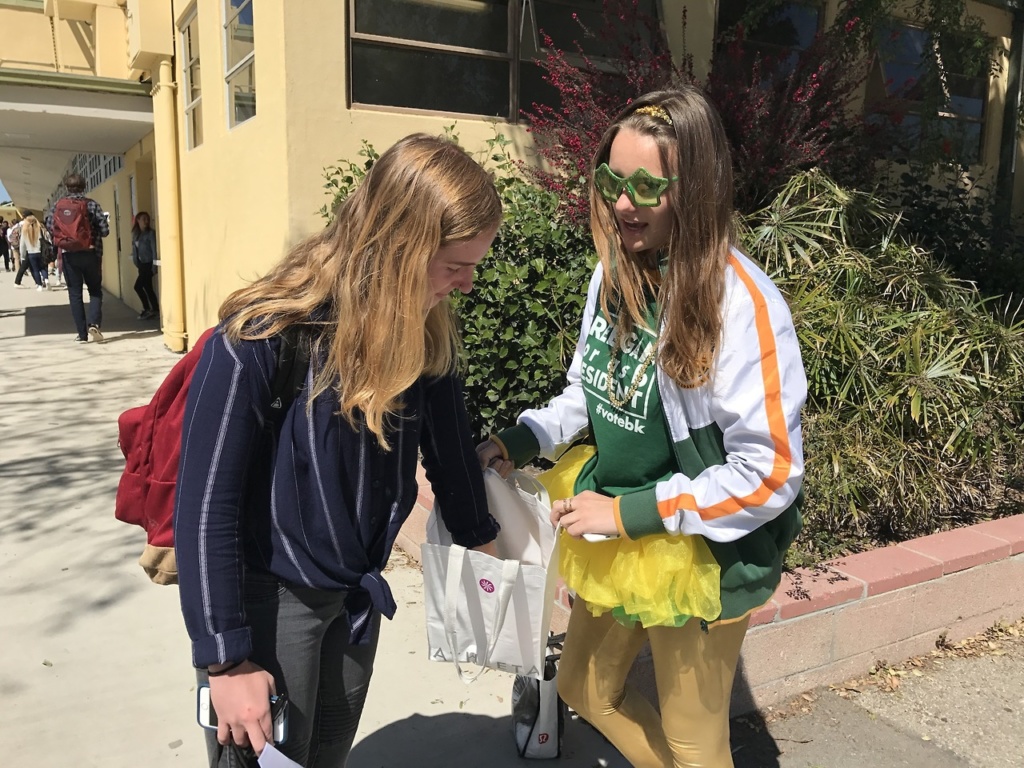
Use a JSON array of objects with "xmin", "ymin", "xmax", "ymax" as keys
[{"xmin": 633, "ymin": 104, "xmax": 673, "ymax": 126}]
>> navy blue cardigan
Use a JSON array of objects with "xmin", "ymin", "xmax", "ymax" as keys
[{"xmin": 174, "ymin": 329, "xmax": 498, "ymax": 668}]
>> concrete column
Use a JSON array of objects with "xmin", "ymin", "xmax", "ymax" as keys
[{"xmin": 151, "ymin": 57, "xmax": 187, "ymax": 352}]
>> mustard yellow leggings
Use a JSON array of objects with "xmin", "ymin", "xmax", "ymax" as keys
[{"xmin": 557, "ymin": 599, "xmax": 750, "ymax": 768}]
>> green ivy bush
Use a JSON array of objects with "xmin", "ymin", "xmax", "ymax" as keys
[{"xmin": 454, "ymin": 136, "xmax": 594, "ymax": 438}]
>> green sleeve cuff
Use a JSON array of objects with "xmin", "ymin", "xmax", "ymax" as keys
[
  {"xmin": 617, "ymin": 488, "xmax": 664, "ymax": 540},
  {"xmin": 494, "ymin": 424, "xmax": 541, "ymax": 468}
]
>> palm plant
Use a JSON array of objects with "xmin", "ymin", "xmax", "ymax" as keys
[{"xmin": 740, "ymin": 171, "xmax": 1024, "ymax": 563}]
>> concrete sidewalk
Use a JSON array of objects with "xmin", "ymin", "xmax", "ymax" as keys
[{"xmin": 0, "ymin": 273, "xmax": 1020, "ymax": 767}]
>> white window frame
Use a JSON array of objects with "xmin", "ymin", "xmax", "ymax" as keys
[
  {"xmin": 180, "ymin": 6, "xmax": 203, "ymax": 149},
  {"xmin": 223, "ymin": 0, "xmax": 256, "ymax": 128}
]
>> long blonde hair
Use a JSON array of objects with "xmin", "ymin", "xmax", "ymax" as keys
[
  {"xmin": 22, "ymin": 215, "xmax": 41, "ymax": 247},
  {"xmin": 220, "ymin": 134, "xmax": 501, "ymax": 448},
  {"xmin": 590, "ymin": 87, "xmax": 735, "ymax": 387}
]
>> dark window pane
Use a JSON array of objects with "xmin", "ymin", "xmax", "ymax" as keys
[
  {"xmin": 718, "ymin": 1, "xmax": 819, "ymax": 50},
  {"xmin": 518, "ymin": 60, "xmax": 560, "ymax": 114},
  {"xmin": 891, "ymin": 113, "xmax": 922, "ymax": 157},
  {"xmin": 229, "ymin": 0, "xmax": 252, "ymax": 26},
  {"xmin": 753, "ymin": 4, "xmax": 820, "ymax": 49},
  {"xmin": 532, "ymin": 0, "xmax": 659, "ymax": 58},
  {"xmin": 188, "ymin": 105, "xmax": 203, "ymax": 148},
  {"xmin": 352, "ymin": 42, "xmax": 509, "ymax": 117},
  {"xmin": 184, "ymin": 16, "xmax": 200, "ymax": 62},
  {"xmin": 937, "ymin": 118, "xmax": 982, "ymax": 163},
  {"xmin": 226, "ymin": 12, "xmax": 254, "ymax": 71},
  {"xmin": 188, "ymin": 62, "xmax": 202, "ymax": 102},
  {"xmin": 877, "ymin": 24, "xmax": 928, "ymax": 98},
  {"xmin": 353, "ymin": 0, "xmax": 509, "ymax": 53},
  {"xmin": 947, "ymin": 74, "xmax": 985, "ymax": 119},
  {"xmin": 228, "ymin": 61, "xmax": 256, "ymax": 126}
]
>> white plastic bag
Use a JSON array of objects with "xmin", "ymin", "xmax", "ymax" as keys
[{"xmin": 422, "ymin": 469, "xmax": 558, "ymax": 682}]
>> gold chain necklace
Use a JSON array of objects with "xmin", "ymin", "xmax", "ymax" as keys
[{"xmin": 606, "ymin": 342, "xmax": 658, "ymax": 409}]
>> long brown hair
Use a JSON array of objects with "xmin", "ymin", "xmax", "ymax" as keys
[
  {"xmin": 220, "ymin": 134, "xmax": 502, "ymax": 447},
  {"xmin": 590, "ymin": 87, "xmax": 735, "ymax": 387}
]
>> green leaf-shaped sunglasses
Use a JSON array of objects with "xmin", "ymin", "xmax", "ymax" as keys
[{"xmin": 594, "ymin": 163, "xmax": 679, "ymax": 207}]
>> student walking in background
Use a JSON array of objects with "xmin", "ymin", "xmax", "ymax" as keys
[
  {"xmin": 131, "ymin": 211, "xmax": 159, "ymax": 319},
  {"xmin": 0, "ymin": 219, "xmax": 10, "ymax": 272},
  {"xmin": 175, "ymin": 134, "xmax": 502, "ymax": 767},
  {"xmin": 18, "ymin": 215, "xmax": 49, "ymax": 291},
  {"xmin": 9, "ymin": 218, "xmax": 30, "ymax": 287},
  {"xmin": 45, "ymin": 173, "xmax": 110, "ymax": 343},
  {"xmin": 478, "ymin": 88, "xmax": 807, "ymax": 768}
]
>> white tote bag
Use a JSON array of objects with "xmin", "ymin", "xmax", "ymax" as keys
[{"xmin": 422, "ymin": 469, "xmax": 559, "ymax": 682}]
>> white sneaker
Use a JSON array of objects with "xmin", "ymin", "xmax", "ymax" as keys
[
  {"xmin": 36, "ymin": 285, "xmax": 43, "ymax": 292},
  {"xmin": 88, "ymin": 325, "xmax": 104, "ymax": 343}
]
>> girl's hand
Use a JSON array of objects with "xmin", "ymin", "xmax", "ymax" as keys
[
  {"xmin": 551, "ymin": 491, "xmax": 619, "ymax": 538},
  {"xmin": 476, "ymin": 439, "xmax": 514, "ymax": 478},
  {"xmin": 208, "ymin": 661, "xmax": 276, "ymax": 755}
]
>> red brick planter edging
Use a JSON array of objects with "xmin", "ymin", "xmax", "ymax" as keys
[{"xmin": 399, "ymin": 467, "xmax": 1024, "ymax": 714}]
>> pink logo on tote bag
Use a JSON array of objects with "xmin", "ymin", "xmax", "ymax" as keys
[{"xmin": 479, "ymin": 578, "xmax": 495, "ymax": 593}]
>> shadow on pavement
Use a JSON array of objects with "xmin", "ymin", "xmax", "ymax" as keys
[
  {"xmin": 730, "ymin": 712, "xmax": 783, "ymax": 767},
  {"xmin": 729, "ymin": 663, "xmax": 782, "ymax": 767},
  {"xmin": 20, "ymin": 293, "xmax": 161, "ymax": 338},
  {"xmin": 351, "ymin": 712, "xmax": 631, "ymax": 767}
]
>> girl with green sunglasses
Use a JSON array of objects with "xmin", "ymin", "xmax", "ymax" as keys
[{"xmin": 478, "ymin": 87, "xmax": 807, "ymax": 767}]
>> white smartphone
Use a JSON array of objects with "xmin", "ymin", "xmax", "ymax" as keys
[
  {"xmin": 197, "ymin": 684, "xmax": 288, "ymax": 744},
  {"xmin": 582, "ymin": 532, "xmax": 620, "ymax": 542}
]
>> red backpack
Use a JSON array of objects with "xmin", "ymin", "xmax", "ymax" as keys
[
  {"xmin": 115, "ymin": 327, "xmax": 309, "ymax": 584},
  {"xmin": 52, "ymin": 197, "xmax": 93, "ymax": 251}
]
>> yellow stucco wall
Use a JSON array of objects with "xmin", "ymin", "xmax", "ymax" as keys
[
  {"xmin": 92, "ymin": 4, "xmax": 132, "ymax": 79},
  {"xmin": 0, "ymin": 2, "xmax": 128, "ymax": 77},
  {"xmin": 0, "ymin": 8, "xmax": 65, "ymax": 71},
  {"xmin": 171, "ymin": 0, "xmax": 291, "ymax": 337}
]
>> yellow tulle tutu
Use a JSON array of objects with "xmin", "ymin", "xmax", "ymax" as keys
[{"xmin": 539, "ymin": 445, "xmax": 722, "ymax": 628}]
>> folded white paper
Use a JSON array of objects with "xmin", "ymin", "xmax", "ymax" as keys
[{"xmin": 258, "ymin": 744, "xmax": 303, "ymax": 768}]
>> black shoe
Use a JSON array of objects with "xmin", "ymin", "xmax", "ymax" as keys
[
  {"xmin": 137, "ymin": 311, "xmax": 149, "ymax": 320},
  {"xmin": 74, "ymin": 336, "xmax": 87, "ymax": 343}
]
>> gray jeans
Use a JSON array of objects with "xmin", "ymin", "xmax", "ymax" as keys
[{"xmin": 198, "ymin": 570, "xmax": 381, "ymax": 768}]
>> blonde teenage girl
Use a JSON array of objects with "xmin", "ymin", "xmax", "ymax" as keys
[
  {"xmin": 176, "ymin": 134, "xmax": 503, "ymax": 767},
  {"xmin": 478, "ymin": 87, "xmax": 807, "ymax": 767},
  {"xmin": 19, "ymin": 215, "xmax": 48, "ymax": 291}
]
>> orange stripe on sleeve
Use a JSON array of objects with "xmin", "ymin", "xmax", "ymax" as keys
[{"xmin": 656, "ymin": 254, "xmax": 793, "ymax": 521}]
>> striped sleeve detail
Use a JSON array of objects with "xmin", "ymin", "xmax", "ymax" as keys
[
  {"xmin": 196, "ymin": 336, "xmax": 246, "ymax": 637},
  {"xmin": 655, "ymin": 253, "xmax": 802, "ymax": 529}
]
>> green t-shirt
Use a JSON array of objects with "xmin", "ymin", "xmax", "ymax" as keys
[{"xmin": 575, "ymin": 302, "xmax": 676, "ymax": 502}]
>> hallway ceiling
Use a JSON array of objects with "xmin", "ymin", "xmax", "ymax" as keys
[{"xmin": 0, "ymin": 82, "xmax": 153, "ymax": 211}]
